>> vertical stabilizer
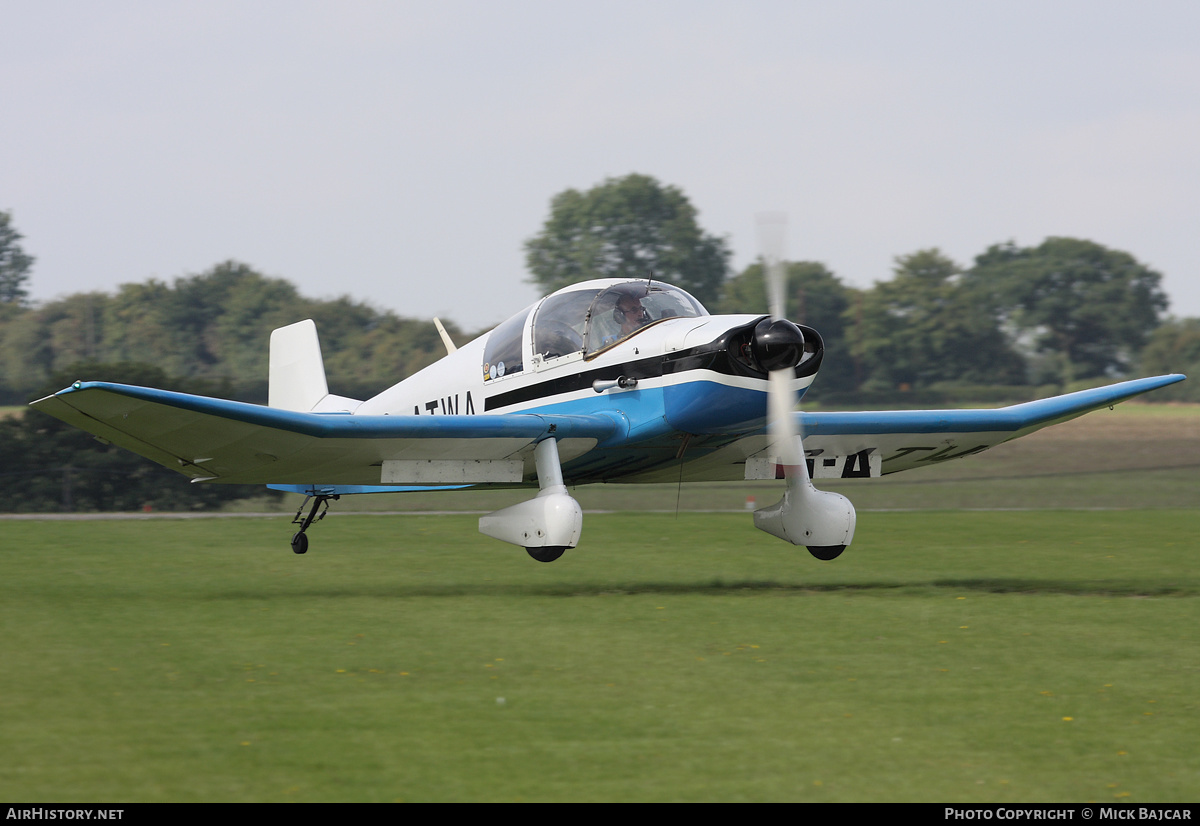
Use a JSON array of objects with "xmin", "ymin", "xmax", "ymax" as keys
[{"xmin": 269, "ymin": 320, "xmax": 330, "ymax": 412}]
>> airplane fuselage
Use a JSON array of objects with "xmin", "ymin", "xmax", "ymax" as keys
[{"xmin": 352, "ymin": 279, "xmax": 821, "ymax": 485}]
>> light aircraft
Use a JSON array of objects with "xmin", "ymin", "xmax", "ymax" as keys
[{"xmin": 30, "ymin": 242, "xmax": 1185, "ymax": 561}]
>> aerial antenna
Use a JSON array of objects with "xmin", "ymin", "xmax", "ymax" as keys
[{"xmin": 433, "ymin": 317, "xmax": 457, "ymax": 355}]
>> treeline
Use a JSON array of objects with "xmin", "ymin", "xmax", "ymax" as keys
[
  {"xmin": 717, "ymin": 240, "xmax": 1199, "ymax": 405},
  {"xmin": 1, "ymin": 243, "xmax": 1197, "ymax": 409},
  {"xmin": 0, "ymin": 260, "xmax": 468, "ymax": 405},
  {"xmin": 0, "ymin": 261, "xmax": 476, "ymax": 512},
  {"xmin": 522, "ymin": 174, "xmax": 1197, "ymax": 405},
  {"xmin": 4, "ymin": 181, "xmax": 1197, "ymax": 408}
]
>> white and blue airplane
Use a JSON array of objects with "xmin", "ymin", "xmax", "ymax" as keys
[{"xmin": 30, "ymin": 259, "xmax": 1186, "ymax": 562}]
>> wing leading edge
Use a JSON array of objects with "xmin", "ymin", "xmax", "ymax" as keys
[
  {"xmin": 797, "ymin": 373, "xmax": 1187, "ymax": 474},
  {"xmin": 31, "ymin": 381, "xmax": 624, "ymax": 486}
]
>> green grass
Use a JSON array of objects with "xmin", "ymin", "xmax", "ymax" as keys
[{"xmin": 2, "ymin": 511, "xmax": 1197, "ymax": 802}]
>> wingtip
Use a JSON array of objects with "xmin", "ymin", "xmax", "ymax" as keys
[{"xmin": 1135, "ymin": 373, "xmax": 1186, "ymax": 391}]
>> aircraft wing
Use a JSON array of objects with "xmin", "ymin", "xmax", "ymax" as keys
[
  {"xmin": 672, "ymin": 374, "xmax": 1187, "ymax": 482},
  {"xmin": 30, "ymin": 374, "xmax": 1185, "ymax": 488},
  {"xmin": 30, "ymin": 381, "xmax": 622, "ymax": 487}
]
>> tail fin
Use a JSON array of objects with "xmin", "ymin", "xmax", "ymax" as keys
[{"xmin": 269, "ymin": 320, "xmax": 362, "ymax": 413}]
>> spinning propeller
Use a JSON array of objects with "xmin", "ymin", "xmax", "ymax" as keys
[{"xmin": 751, "ymin": 214, "xmax": 856, "ymax": 559}]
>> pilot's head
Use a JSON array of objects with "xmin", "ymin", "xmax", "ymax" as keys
[{"xmin": 614, "ymin": 295, "xmax": 649, "ymax": 332}]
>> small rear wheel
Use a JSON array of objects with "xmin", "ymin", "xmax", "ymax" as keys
[{"xmin": 526, "ymin": 546, "xmax": 566, "ymax": 563}]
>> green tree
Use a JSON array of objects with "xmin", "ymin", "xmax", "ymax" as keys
[
  {"xmin": 524, "ymin": 174, "xmax": 731, "ymax": 306},
  {"xmin": 853, "ymin": 249, "xmax": 1026, "ymax": 389},
  {"xmin": 0, "ymin": 260, "xmax": 472, "ymax": 403},
  {"xmin": 719, "ymin": 260, "xmax": 858, "ymax": 392},
  {"xmin": 968, "ymin": 238, "xmax": 1169, "ymax": 384},
  {"xmin": 0, "ymin": 210, "xmax": 35, "ymax": 305},
  {"xmin": 1139, "ymin": 318, "xmax": 1200, "ymax": 401}
]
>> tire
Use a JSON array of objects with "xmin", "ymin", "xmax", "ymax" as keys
[{"xmin": 526, "ymin": 546, "xmax": 566, "ymax": 563}]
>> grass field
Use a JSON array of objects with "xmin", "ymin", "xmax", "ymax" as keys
[
  {"xmin": 2, "ymin": 403, "xmax": 1197, "ymax": 802},
  {"xmin": 2, "ymin": 511, "xmax": 1197, "ymax": 802}
]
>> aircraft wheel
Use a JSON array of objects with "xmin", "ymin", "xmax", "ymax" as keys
[
  {"xmin": 806, "ymin": 544, "xmax": 845, "ymax": 561},
  {"xmin": 291, "ymin": 532, "xmax": 309, "ymax": 555},
  {"xmin": 526, "ymin": 546, "xmax": 566, "ymax": 563}
]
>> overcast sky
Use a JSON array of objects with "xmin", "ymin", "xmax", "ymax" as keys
[{"xmin": 3, "ymin": 0, "xmax": 1198, "ymax": 332}]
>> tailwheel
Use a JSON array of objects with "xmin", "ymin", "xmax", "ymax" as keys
[
  {"xmin": 289, "ymin": 493, "xmax": 339, "ymax": 554},
  {"xmin": 526, "ymin": 546, "xmax": 567, "ymax": 563}
]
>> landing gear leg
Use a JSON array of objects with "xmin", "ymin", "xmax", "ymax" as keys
[
  {"xmin": 290, "ymin": 493, "xmax": 339, "ymax": 554},
  {"xmin": 479, "ymin": 437, "xmax": 582, "ymax": 562}
]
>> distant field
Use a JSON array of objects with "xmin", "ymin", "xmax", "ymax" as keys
[{"xmin": 1, "ymin": 510, "xmax": 1196, "ymax": 802}]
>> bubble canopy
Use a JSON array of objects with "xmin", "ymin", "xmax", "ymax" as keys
[
  {"xmin": 544, "ymin": 280, "xmax": 708, "ymax": 356},
  {"xmin": 482, "ymin": 280, "xmax": 708, "ymax": 381}
]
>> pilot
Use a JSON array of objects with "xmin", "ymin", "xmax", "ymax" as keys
[{"xmin": 614, "ymin": 295, "xmax": 651, "ymax": 337}]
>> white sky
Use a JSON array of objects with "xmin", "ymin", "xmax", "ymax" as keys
[{"xmin": 3, "ymin": 0, "xmax": 1198, "ymax": 332}]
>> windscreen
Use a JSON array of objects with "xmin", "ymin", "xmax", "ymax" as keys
[
  {"xmin": 584, "ymin": 281, "xmax": 707, "ymax": 356},
  {"xmin": 482, "ymin": 305, "xmax": 532, "ymax": 381},
  {"xmin": 531, "ymin": 289, "xmax": 599, "ymax": 360}
]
